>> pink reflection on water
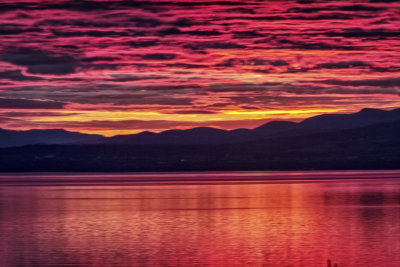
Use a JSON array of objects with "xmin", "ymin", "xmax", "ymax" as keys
[{"xmin": 0, "ymin": 171, "xmax": 400, "ymax": 266}]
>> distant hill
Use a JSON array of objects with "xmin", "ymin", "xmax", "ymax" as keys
[
  {"xmin": 300, "ymin": 108, "xmax": 400, "ymax": 131},
  {"xmin": 1, "ymin": 107, "xmax": 400, "ymax": 148},
  {"xmin": 97, "ymin": 107, "xmax": 400, "ymax": 145},
  {"xmin": 0, "ymin": 119, "xmax": 399, "ymax": 172},
  {"xmin": 0, "ymin": 128, "xmax": 102, "ymax": 147},
  {"xmin": 103, "ymin": 127, "xmax": 231, "ymax": 144}
]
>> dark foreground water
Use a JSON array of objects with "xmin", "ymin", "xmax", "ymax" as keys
[{"xmin": 1, "ymin": 171, "xmax": 400, "ymax": 267}]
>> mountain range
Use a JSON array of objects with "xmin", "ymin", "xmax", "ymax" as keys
[
  {"xmin": 0, "ymin": 128, "xmax": 102, "ymax": 148},
  {"xmin": 98, "ymin": 107, "xmax": 400, "ymax": 145},
  {"xmin": 1, "ymin": 107, "xmax": 400, "ymax": 147},
  {"xmin": 0, "ymin": 107, "xmax": 400, "ymax": 172},
  {"xmin": 1, "ymin": 117, "xmax": 399, "ymax": 172}
]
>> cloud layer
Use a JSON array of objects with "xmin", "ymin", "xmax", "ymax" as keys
[{"xmin": 0, "ymin": 0, "xmax": 399, "ymax": 135}]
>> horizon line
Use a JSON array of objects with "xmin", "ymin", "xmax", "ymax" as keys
[{"xmin": 1, "ymin": 106, "xmax": 399, "ymax": 138}]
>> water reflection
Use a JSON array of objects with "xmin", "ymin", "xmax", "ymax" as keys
[{"xmin": 0, "ymin": 173, "xmax": 400, "ymax": 266}]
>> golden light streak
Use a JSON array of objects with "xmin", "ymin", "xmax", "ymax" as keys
[
  {"xmin": 224, "ymin": 108, "xmax": 342, "ymax": 115},
  {"xmin": 32, "ymin": 108, "xmax": 342, "ymax": 125}
]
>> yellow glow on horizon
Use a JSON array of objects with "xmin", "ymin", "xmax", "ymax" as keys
[
  {"xmin": 223, "ymin": 108, "xmax": 342, "ymax": 115},
  {"xmin": 32, "ymin": 108, "xmax": 342, "ymax": 125},
  {"xmin": 22, "ymin": 107, "xmax": 349, "ymax": 136},
  {"xmin": 78, "ymin": 129, "xmax": 144, "ymax": 136}
]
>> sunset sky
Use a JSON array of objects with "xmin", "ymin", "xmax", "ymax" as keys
[{"xmin": 0, "ymin": 0, "xmax": 399, "ymax": 136}]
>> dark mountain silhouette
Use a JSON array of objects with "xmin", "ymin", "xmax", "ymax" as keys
[
  {"xmin": 105, "ymin": 127, "xmax": 230, "ymax": 144},
  {"xmin": 253, "ymin": 120, "xmax": 297, "ymax": 132},
  {"xmin": 1, "ymin": 107, "xmax": 400, "ymax": 148},
  {"xmin": 299, "ymin": 108, "xmax": 400, "ymax": 131},
  {"xmin": 98, "ymin": 107, "xmax": 400, "ymax": 145},
  {"xmin": 0, "ymin": 128, "xmax": 102, "ymax": 148},
  {"xmin": 0, "ymin": 119, "xmax": 399, "ymax": 172}
]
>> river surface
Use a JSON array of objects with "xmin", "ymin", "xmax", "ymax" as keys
[{"xmin": 1, "ymin": 171, "xmax": 400, "ymax": 266}]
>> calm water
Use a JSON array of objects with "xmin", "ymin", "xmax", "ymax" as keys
[{"xmin": 1, "ymin": 171, "xmax": 400, "ymax": 267}]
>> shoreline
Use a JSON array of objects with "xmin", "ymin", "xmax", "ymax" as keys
[{"xmin": 1, "ymin": 170, "xmax": 400, "ymax": 186}]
